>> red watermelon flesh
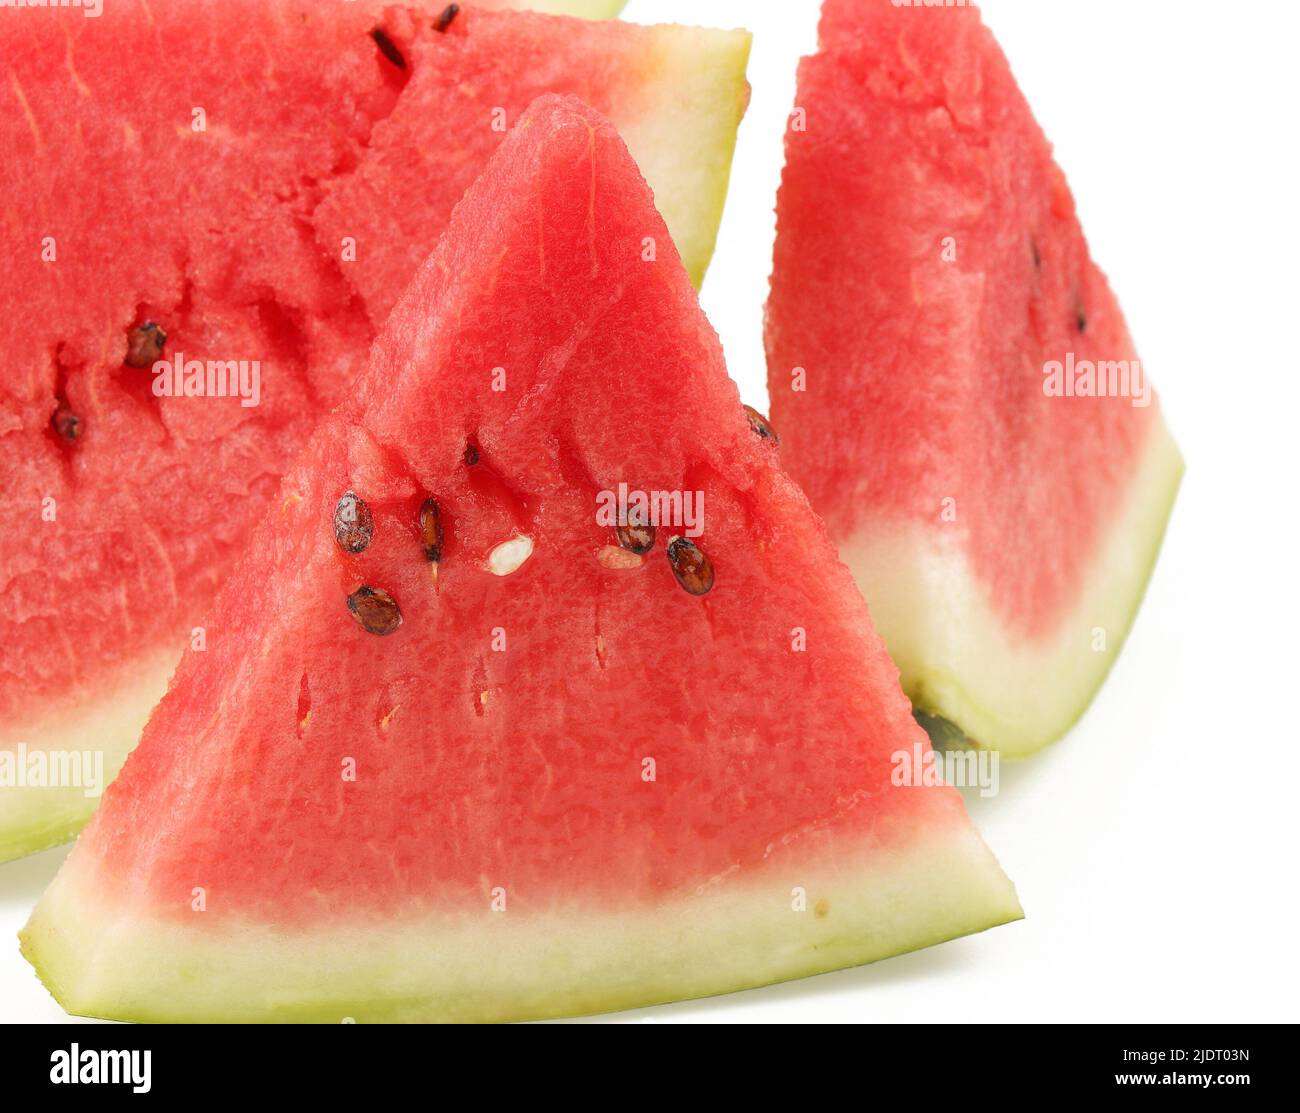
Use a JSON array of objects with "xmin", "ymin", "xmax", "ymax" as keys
[
  {"xmin": 22, "ymin": 97, "xmax": 1020, "ymax": 1023},
  {"xmin": 0, "ymin": 0, "xmax": 750, "ymax": 860},
  {"xmin": 765, "ymin": 0, "xmax": 1183, "ymax": 756}
]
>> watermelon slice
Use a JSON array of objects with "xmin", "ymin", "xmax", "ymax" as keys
[
  {"xmin": 22, "ymin": 96, "xmax": 1021, "ymax": 1023},
  {"xmin": 0, "ymin": 0, "xmax": 749, "ymax": 861},
  {"xmin": 765, "ymin": 0, "xmax": 1183, "ymax": 756}
]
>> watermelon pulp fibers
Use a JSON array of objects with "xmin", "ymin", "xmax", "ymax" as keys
[
  {"xmin": 0, "ymin": 0, "xmax": 750, "ymax": 861},
  {"xmin": 765, "ymin": 0, "xmax": 1183, "ymax": 756},
  {"xmin": 23, "ymin": 96, "xmax": 1020, "ymax": 1023}
]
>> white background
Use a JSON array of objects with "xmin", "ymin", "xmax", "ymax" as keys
[{"xmin": 3, "ymin": 0, "xmax": 1298, "ymax": 1023}]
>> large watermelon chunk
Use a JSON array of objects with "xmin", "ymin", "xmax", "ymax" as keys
[
  {"xmin": 0, "ymin": 0, "xmax": 749, "ymax": 861},
  {"xmin": 22, "ymin": 97, "xmax": 1021, "ymax": 1023},
  {"xmin": 765, "ymin": 0, "xmax": 1183, "ymax": 756}
]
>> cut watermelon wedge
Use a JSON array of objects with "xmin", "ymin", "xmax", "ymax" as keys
[
  {"xmin": 765, "ymin": 0, "xmax": 1183, "ymax": 756},
  {"xmin": 0, "ymin": 0, "xmax": 749, "ymax": 861},
  {"xmin": 23, "ymin": 97, "xmax": 1021, "ymax": 1024}
]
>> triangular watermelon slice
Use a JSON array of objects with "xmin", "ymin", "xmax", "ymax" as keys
[
  {"xmin": 765, "ymin": 0, "xmax": 1183, "ymax": 756},
  {"xmin": 23, "ymin": 96, "xmax": 1020, "ymax": 1023},
  {"xmin": 0, "ymin": 0, "xmax": 750, "ymax": 861}
]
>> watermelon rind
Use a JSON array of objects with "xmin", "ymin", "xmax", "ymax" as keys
[
  {"xmin": 0, "ymin": 655, "xmax": 175, "ymax": 863},
  {"xmin": 514, "ymin": 0, "xmax": 628, "ymax": 16},
  {"xmin": 622, "ymin": 26, "xmax": 752, "ymax": 287},
  {"xmin": 22, "ymin": 822, "xmax": 1020, "ymax": 1023},
  {"xmin": 843, "ymin": 417, "xmax": 1184, "ymax": 757}
]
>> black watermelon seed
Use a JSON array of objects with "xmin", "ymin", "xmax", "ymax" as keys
[
  {"xmin": 435, "ymin": 4, "xmax": 460, "ymax": 32},
  {"xmin": 333, "ymin": 490, "xmax": 374, "ymax": 554},
  {"xmin": 464, "ymin": 441, "xmax": 480, "ymax": 467},
  {"xmin": 370, "ymin": 27, "xmax": 406, "ymax": 69},
  {"xmin": 1031, "ymin": 240, "xmax": 1042, "ymax": 271},
  {"xmin": 419, "ymin": 497, "xmax": 444, "ymax": 562},
  {"xmin": 744, "ymin": 405, "xmax": 780, "ymax": 446},
  {"xmin": 51, "ymin": 406, "xmax": 81, "ymax": 441},
  {"xmin": 667, "ymin": 537, "xmax": 714, "ymax": 596},
  {"xmin": 1075, "ymin": 305, "xmax": 1088, "ymax": 333},
  {"xmin": 616, "ymin": 521, "xmax": 655, "ymax": 555},
  {"xmin": 347, "ymin": 586, "xmax": 402, "ymax": 636},
  {"xmin": 124, "ymin": 321, "xmax": 166, "ymax": 368}
]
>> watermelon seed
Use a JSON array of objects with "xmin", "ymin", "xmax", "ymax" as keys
[
  {"xmin": 666, "ymin": 537, "xmax": 714, "ymax": 596},
  {"xmin": 1031, "ymin": 240, "xmax": 1042, "ymax": 271},
  {"xmin": 1074, "ymin": 297, "xmax": 1088, "ymax": 333},
  {"xmin": 464, "ymin": 440, "xmax": 480, "ymax": 467},
  {"xmin": 419, "ymin": 498, "xmax": 444, "ymax": 563},
  {"xmin": 615, "ymin": 522, "xmax": 655, "ymax": 555},
  {"xmin": 369, "ymin": 27, "xmax": 406, "ymax": 70},
  {"xmin": 297, "ymin": 673, "xmax": 312, "ymax": 735},
  {"xmin": 434, "ymin": 4, "xmax": 459, "ymax": 32},
  {"xmin": 744, "ymin": 405, "xmax": 780, "ymax": 446},
  {"xmin": 597, "ymin": 545, "xmax": 644, "ymax": 571},
  {"xmin": 50, "ymin": 406, "xmax": 81, "ymax": 442},
  {"xmin": 124, "ymin": 321, "xmax": 167, "ymax": 368},
  {"xmin": 487, "ymin": 536, "xmax": 533, "ymax": 577},
  {"xmin": 333, "ymin": 491, "xmax": 374, "ymax": 554},
  {"xmin": 347, "ymin": 586, "xmax": 402, "ymax": 636}
]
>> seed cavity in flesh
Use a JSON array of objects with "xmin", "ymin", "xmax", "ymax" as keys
[
  {"xmin": 597, "ymin": 545, "xmax": 644, "ymax": 571},
  {"xmin": 124, "ymin": 321, "xmax": 167, "ymax": 368},
  {"xmin": 487, "ymin": 536, "xmax": 533, "ymax": 577},
  {"xmin": 667, "ymin": 537, "xmax": 714, "ymax": 596},
  {"xmin": 370, "ymin": 27, "xmax": 406, "ymax": 69},
  {"xmin": 744, "ymin": 405, "xmax": 780, "ymax": 446},
  {"xmin": 347, "ymin": 586, "xmax": 402, "ymax": 636},
  {"xmin": 615, "ymin": 521, "xmax": 655, "ymax": 555},
  {"xmin": 419, "ymin": 497, "xmax": 444, "ymax": 563},
  {"xmin": 435, "ymin": 3, "xmax": 459, "ymax": 32},
  {"xmin": 333, "ymin": 490, "xmax": 374, "ymax": 554},
  {"xmin": 51, "ymin": 406, "xmax": 81, "ymax": 441}
]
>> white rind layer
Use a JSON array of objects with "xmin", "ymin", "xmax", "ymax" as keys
[
  {"xmin": 508, "ymin": 0, "xmax": 628, "ymax": 17},
  {"xmin": 620, "ymin": 26, "xmax": 752, "ymax": 288},
  {"xmin": 23, "ymin": 821, "xmax": 1021, "ymax": 1022},
  {"xmin": 841, "ymin": 415, "xmax": 1184, "ymax": 757},
  {"xmin": 0, "ymin": 653, "xmax": 176, "ymax": 862}
]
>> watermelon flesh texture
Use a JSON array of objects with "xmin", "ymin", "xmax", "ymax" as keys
[
  {"xmin": 0, "ymin": 0, "xmax": 749, "ymax": 862},
  {"xmin": 23, "ymin": 97, "xmax": 1021, "ymax": 1023},
  {"xmin": 765, "ymin": 0, "xmax": 1183, "ymax": 756}
]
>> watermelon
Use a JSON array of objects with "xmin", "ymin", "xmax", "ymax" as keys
[
  {"xmin": 22, "ymin": 96, "xmax": 1021, "ymax": 1023},
  {"xmin": 765, "ymin": 0, "xmax": 1183, "ymax": 756},
  {"xmin": 0, "ymin": 0, "xmax": 750, "ymax": 861}
]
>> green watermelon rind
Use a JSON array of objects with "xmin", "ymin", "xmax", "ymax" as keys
[
  {"xmin": 22, "ymin": 823, "xmax": 1021, "ymax": 1023},
  {"xmin": 0, "ymin": 656, "xmax": 174, "ymax": 863},
  {"xmin": 843, "ymin": 417, "xmax": 1185, "ymax": 758},
  {"xmin": 622, "ymin": 27, "xmax": 752, "ymax": 289},
  {"xmin": 524, "ymin": 0, "xmax": 629, "ymax": 17}
]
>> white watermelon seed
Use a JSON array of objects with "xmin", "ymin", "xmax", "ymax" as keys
[{"xmin": 487, "ymin": 536, "xmax": 533, "ymax": 576}]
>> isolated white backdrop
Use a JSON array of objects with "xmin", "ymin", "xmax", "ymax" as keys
[{"xmin": 2, "ymin": 0, "xmax": 1297, "ymax": 1023}]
